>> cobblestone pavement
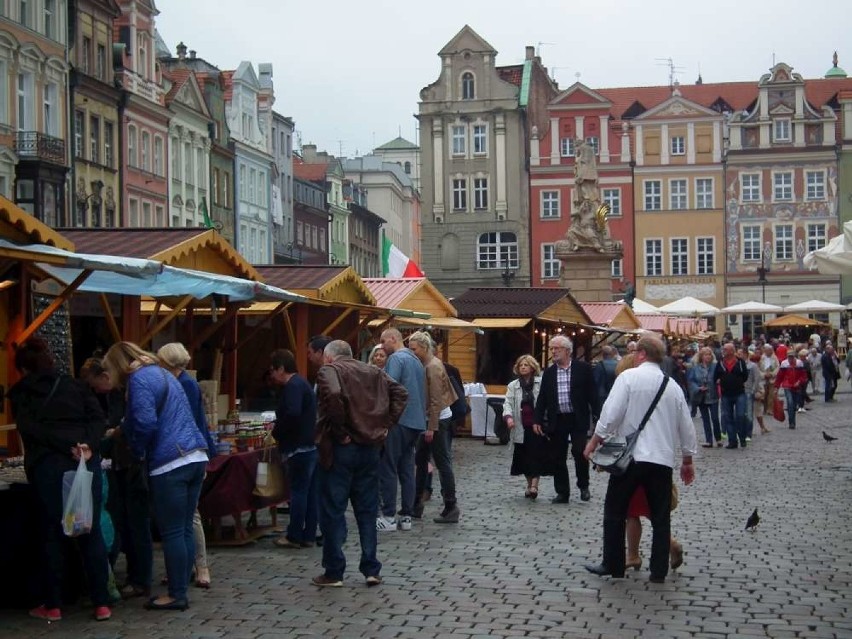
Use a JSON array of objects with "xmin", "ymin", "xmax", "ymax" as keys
[{"xmin": 3, "ymin": 387, "xmax": 852, "ymax": 638}]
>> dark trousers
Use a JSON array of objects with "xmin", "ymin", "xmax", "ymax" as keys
[
  {"xmin": 415, "ymin": 418, "xmax": 457, "ymax": 505},
  {"xmin": 285, "ymin": 449, "xmax": 319, "ymax": 545},
  {"xmin": 825, "ymin": 375, "xmax": 838, "ymax": 401},
  {"xmin": 31, "ymin": 455, "xmax": 110, "ymax": 609},
  {"xmin": 112, "ymin": 466, "xmax": 153, "ymax": 589},
  {"xmin": 602, "ymin": 461, "xmax": 673, "ymax": 579},
  {"xmin": 552, "ymin": 413, "xmax": 589, "ymax": 497}
]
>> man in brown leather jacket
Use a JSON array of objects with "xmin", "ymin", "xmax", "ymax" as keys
[{"xmin": 311, "ymin": 340, "xmax": 408, "ymax": 587}]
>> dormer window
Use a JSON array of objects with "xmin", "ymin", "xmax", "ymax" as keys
[
  {"xmin": 461, "ymin": 72, "xmax": 474, "ymax": 100},
  {"xmin": 773, "ymin": 118, "xmax": 791, "ymax": 142}
]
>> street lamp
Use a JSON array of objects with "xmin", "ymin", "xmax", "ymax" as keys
[
  {"xmin": 501, "ymin": 259, "xmax": 516, "ymax": 287},
  {"xmin": 756, "ymin": 244, "xmax": 772, "ymax": 303}
]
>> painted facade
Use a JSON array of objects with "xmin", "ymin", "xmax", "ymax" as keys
[
  {"xmin": 300, "ymin": 144, "xmax": 348, "ymax": 266},
  {"xmin": 0, "ymin": 0, "xmax": 70, "ymax": 224},
  {"xmin": 271, "ymin": 110, "xmax": 295, "ymax": 263},
  {"xmin": 529, "ymin": 82, "xmax": 634, "ymax": 294},
  {"xmin": 292, "ymin": 174, "xmax": 328, "ymax": 265}
]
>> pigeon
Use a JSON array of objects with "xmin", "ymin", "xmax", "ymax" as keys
[
  {"xmin": 745, "ymin": 508, "xmax": 760, "ymax": 532},
  {"xmin": 823, "ymin": 431, "xmax": 838, "ymax": 442}
]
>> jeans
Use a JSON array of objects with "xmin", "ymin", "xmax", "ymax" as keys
[
  {"xmin": 285, "ymin": 449, "xmax": 319, "ymax": 544},
  {"xmin": 602, "ymin": 461, "xmax": 673, "ymax": 579},
  {"xmin": 149, "ymin": 461, "xmax": 206, "ymax": 602},
  {"xmin": 112, "ymin": 465, "xmax": 153, "ymax": 589},
  {"xmin": 30, "ymin": 454, "xmax": 110, "ymax": 609},
  {"xmin": 378, "ymin": 425, "xmax": 419, "ymax": 517},
  {"xmin": 697, "ymin": 402, "xmax": 722, "ymax": 444},
  {"xmin": 720, "ymin": 393, "xmax": 748, "ymax": 446},
  {"xmin": 415, "ymin": 418, "xmax": 457, "ymax": 505},
  {"xmin": 318, "ymin": 443, "xmax": 382, "ymax": 580},
  {"xmin": 784, "ymin": 388, "xmax": 800, "ymax": 427},
  {"xmin": 744, "ymin": 393, "xmax": 754, "ymax": 438},
  {"xmin": 552, "ymin": 414, "xmax": 589, "ymax": 497}
]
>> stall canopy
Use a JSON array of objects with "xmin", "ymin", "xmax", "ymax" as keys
[
  {"xmin": 363, "ymin": 277, "xmax": 455, "ymax": 319},
  {"xmin": 630, "ymin": 298, "xmax": 662, "ymax": 314},
  {"xmin": 720, "ymin": 301, "xmax": 784, "ymax": 314},
  {"xmin": 764, "ymin": 314, "xmax": 830, "ymax": 328},
  {"xmin": 452, "ymin": 287, "xmax": 590, "ymax": 325},
  {"xmin": 580, "ymin": 302, "xmax": 641, "ymax": 331},
  {"xmin": 782, "ymin": 300, "xmax": 846, "ymax": 313},
  {"xmin": 657, "ymin": 296, "xmax": 720, "ymax": 316},
  {"xmin": 803, "ymin": 221, "xmax": 852, "ymax": 275}
]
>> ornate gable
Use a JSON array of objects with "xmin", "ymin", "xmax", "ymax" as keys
[
  {"xmin": 634, "ymin": 93, "xmax": 719, "ymax": 121},
  {"xmin": 175, "ymin": 74, "xmax": 210, "ymax": 118},
  {"xmin": 551, "ymin": 82, "xmax": 611, "ymax": 108},
  {"xmin": 439, "ymin": 25, "xmax": 497, "ymax": 57}
]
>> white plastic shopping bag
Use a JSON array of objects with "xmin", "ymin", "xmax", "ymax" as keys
[{"xmin": 62, "ymin": 456, "xmax": 94, "ymax": 537}]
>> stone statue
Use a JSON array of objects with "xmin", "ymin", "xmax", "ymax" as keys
[{"xmin": 560, "ymin": 138, "xmax": 617, "ymax": 253}]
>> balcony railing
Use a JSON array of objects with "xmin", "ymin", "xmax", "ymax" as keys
[{"xmin": 14, "ymin": 131, "xmax": 66, "ymax": 164}]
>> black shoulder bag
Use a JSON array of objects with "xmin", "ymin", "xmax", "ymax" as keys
[{"xmin": 591, "ymin": 375, "xmax": 670, "ymax": 476}]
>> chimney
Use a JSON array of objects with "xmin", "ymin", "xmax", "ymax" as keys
[
  {"xmin": 525, "ymin": 45, "xmax": 535, "ymax": 61},
  {"xmin": 176, "ymin": 42, "xmax": 187, "ymax": 60},
  {"xmin": 189, "ymin": 50, "xmax": 197, "ymax": 60},
  {"xmin": 302, "ymin": 144, "xmax": 318, "ymax": 163}
]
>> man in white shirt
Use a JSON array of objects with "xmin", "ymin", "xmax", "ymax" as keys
[{"xmin": 583, "ymin": 335, "xmax": 697, "ymax": 583}]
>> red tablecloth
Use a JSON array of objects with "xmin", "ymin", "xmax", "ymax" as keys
[{"xmin": 199, "ymin": 448, "xmax": 288, "ymax": 519}]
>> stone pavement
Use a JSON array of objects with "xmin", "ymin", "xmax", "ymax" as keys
[{"xmin": 2, "ymin": 388, "xmax": 852, "ymax": 639}]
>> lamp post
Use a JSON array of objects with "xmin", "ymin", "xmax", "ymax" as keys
[
  {"xmin": 501, "ymin": 260, "xmax": 516, "ymax": 287},
  {"xmin": 756, "ymin": 244, "xmax": 772, "ymax": 303}
]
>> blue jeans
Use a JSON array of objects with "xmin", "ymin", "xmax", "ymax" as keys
[
  {"xmin": 784, "ymin": 388, "xmax": 800, "ymax": 427},
  {"xmin": 318, "ymin": 443, "xmax": 381, "ymax": 580},
  {"xmin": 285, "ymin": 449, "xmax": 318, "ymax": 544},
  {"xmin": 719, "ymin": 393, "xmax": 748, "ymax": 446},
  {"xmin": 149, "ymin": 461, "xmax": 206, "ymax": 602},
  {"xmin": 378, "ymin": 425, "xmax": 419, "ymax": 517},
  {"xmin": 697, "ymin": 402, "xmax": 722, "ymax": 444}
]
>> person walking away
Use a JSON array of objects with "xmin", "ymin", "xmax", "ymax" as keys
[
  {"xmin": 740, "ymin": 347, "xmax": 760, "ymax": 441},
  {"xmin": 593, "ymin": 346, "xmax": 618, "ymax": 408},
  {"xmin": 583, "ymin": 335, "xmax": 697, "ymax": 584},
  {"xmin": 821, "ymin": 344, "xmax": 841, "ymax": 402},
  {"xmin": 533, "ymin": 336, "xmax": 598, "ymax": 504},
  {"xmin": 687, "ymin": 347, "xmax": 722, "ymax": 448},
  {"xmin": 312, "ymin": 340, "xmax": 408, "ymax": 587},
  {"xmin": 713, "ymin": 342, "xmax": 750, "ymax": 449},
  {"xmin": 775, "ymin": 352, "xmax": 807, "ymax": 429},
  {"xmin": 503, "ymin": 355, "xmax": 548, "ymax": 499},
  {"xmin": 267, "ymin": 349, "xmax": 318, "ymax": 550}
]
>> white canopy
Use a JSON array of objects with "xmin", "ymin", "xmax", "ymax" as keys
[
  {"xmin": 803, "ymin": 221, "xmax": 852, "ymax": 274},
  {"xmin": 782, "ymin": 299, "xmax": 846, "ymax": 313},
  {"xmin": 629, "ymin": 298, "xmax": 662, "ymax": 314},
  {"xmin": 657, "ymin": 296, "xmax": 720, "ymax": 316},
  {"xmin": 720, "ymin": 300, "xmax": 784, "ymax": 314}
]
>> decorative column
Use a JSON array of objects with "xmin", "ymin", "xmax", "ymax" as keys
[
  {"xmin": 598, "ymin": 115, "xmax": 610, "ymax": 163},
  {"xmin": 712, "ymin": 121, "xmax": 722, "ymax": 162},
  {"xmin": 495, "ymin": 112, "xmax": 507, "ymax": 219},
  {"xmin": 687, "ymin": 122, "xmax": 696, "ymax": 163},
  {"xmin": 549, "ymin": 117, "xmax": 559, "ymax": 165},
  {"xmin": 432, "ymin": 118, "xmax": 444, "ymax": 218},
  {"xmin": 635, "ymin": 124, "xmax": 644, "ymax": 165},
  {"xmin": 660, "ymin": 124, "xmax": 669, "ymax": 164}
]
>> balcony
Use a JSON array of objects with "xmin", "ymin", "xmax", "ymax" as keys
[{"xmin": 14, "ymin": 132, "xmax": 66, "ymax": 165}]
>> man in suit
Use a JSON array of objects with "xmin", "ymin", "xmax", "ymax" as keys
[{"xmin": 533, "ymin": 335, "xmax": 598, "ymax": 504}]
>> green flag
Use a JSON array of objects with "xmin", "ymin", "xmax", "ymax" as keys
[{"xmin": 200, "ymin": 197, "xmax": 213, "ymax": 229}]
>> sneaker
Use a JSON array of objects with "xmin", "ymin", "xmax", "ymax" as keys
[
  {"xmin": 94, "ymin": 606, "xmax": 112, "ymax": 621},
  {"xmin": 311, "ymin": 574, "xmax": 343, "ymax": 587},
  {"xmin": 365, "ymin": 575, "xmax": 383, "ymax": 587},
  {"xmin": 797, "ymin": 407, "xmax": 805, "ymax": 413},
  {"xmin": 376, "ymin": 516, "xmax": 397, "ymax": 532},
  {"xmin": 745, "ymin": 437, "xmax": 752, "ymax": 442},
  {"xmin": 29, "ymin": 605, "xmax": 61, "ymax": 622},
  {"xmin": 398, "ymin": 516, "xmax": 412, "ymax": 531}
]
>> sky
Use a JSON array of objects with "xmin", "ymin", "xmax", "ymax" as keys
[{"xmin": 156, "ymin": 0, "xmax": 849, "ymax": 159}]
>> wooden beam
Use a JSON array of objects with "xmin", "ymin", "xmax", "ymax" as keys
[
  {"xmin": 234, "ymin": 301, "xmax": 293, "ymax": 352},
  {"xmin": 16, "ymin": 269, "xmax": 92, "ymax": 346},
  {"xmin": 99, "ymin": 294, "xmax": 121, "ymax": 343},
  {"xmin": 190, "ymin": 303, "xmax": 240, "ymax": 353},
  {"xmin": 318, "ymin": 307, "xmax": 354, "ymax": 336},
  {"xmin": 146, "ymin": 300, "xmax": 162, "ymax": 332},
  {"xmin": 139, "ymin": 295, "xmax": 194, "ymax": 348},
  {"xmin": 283, "ymin": 307, "xmax": 297, "ymax": 351}
]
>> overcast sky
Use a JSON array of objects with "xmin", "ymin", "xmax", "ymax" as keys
[{"xmin": 157, "ymin": 0, "xmax": 848, "ymax": 159}]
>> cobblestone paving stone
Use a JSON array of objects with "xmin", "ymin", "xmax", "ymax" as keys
[{"xmin": 2, "ymin": 387, "xmax": 852, "ymax": 638}]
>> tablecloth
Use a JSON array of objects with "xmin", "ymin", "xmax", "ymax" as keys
[{"xmin": 199, "ymin": 448, "xmax": 288, "ymax": 520}]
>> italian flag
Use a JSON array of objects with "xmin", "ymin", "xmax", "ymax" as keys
[{"xmin": 382, "ymin": 236, "xmax": 424, "ymax": 278}]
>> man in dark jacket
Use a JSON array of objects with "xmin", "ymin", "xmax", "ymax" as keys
[
  {"xmin": 312, "ymin": 340, "xmax": 408, "ymax": 587},
  {"xmin": 533, "ymin": 335, "xmax": 598, "ymax": 504},
  {"xmin": 713, "ymin": 342, "xmax": 750, "ymax": 449},
  {"xmin": 821, "ymin": 344, "xmax": 841, "ymax": 402},
  {"xmin": 270, "ymin": 349, "xmax": 318, "ymax": 549}
]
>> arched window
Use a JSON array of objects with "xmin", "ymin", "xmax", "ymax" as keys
[
  {"xmin": 477, "ymin": 232, "xmax": 518, "ymax": 270},
  {"xmin": 461, "ymin": 72, "xmax": 475, "ymax": 100},
  {"xmin": 441, "ymin": 233, "xmax": 460, "ymax": 270},
  {"xmin": 404, "ymin": 161, "xmax": 411, "ymax": 174}
]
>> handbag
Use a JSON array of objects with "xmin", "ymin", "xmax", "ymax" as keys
[
  {"xmin": 772, "ymin": 396, "xmax": 786, "ymax": 422},
  {"xmin": 253, "ymin": 442, "xmax": 286, "ymax": 500},
  {"xmin": 591, "ymin": 375, "xmax": 670, "ymax": 476}
]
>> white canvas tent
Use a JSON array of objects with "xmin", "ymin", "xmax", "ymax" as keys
[
  {"xmin": 630, "ymin": 298, "xmax": 662, "ymax": 314},
  {"xmin": 803, "ymin": 221, "xmax": 852, "ymax": 274},
  {"xmin": 720, "ymin": 301, "xmax": 783, "ymax": 314},
  {"xmin": 783, "ymin": 300, "xmax": 846, "ymax": 313},
  {"xmin": 657, "ymin": 296, "xmax": 720, "ymax": 316}
]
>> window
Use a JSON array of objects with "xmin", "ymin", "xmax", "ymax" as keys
[
  {"xmin": 542, "ymin": 244, "xmax": 560, "ymax": 279},
  {"xmin": 773, "ymin": 118, "xmax": 791, "ymax": 142},
  {"xmin": 807, "ymin": 223, "xmax": 827, "ymax": 253},
  {"xmin": 541, "ymin": 191, "xmax": 560, "ymax": 218},
  {"xmin": 669, "ymin": 179, "xmax": 687, "ymax": 210},
  {"xmin": 0, "ymin": 61, "xmax": 7, "ymax": 124},
  {"xmin": 473, "ymin": 177, "xmax": 488, "ymax": 210},
  {"xmin": 773, "ymin": 172, "xmax": 793, "ymax": 201},
  {"xmin": 452, "ymin": 178, "xmax": 467, "ymax": 211},
  {"xmin": 258, "ymin": 172, "xmax": 266, "ymax": 207},
  {"xmin": 451, "ymin": 125, "xmax": 465, "ymax": 156},
  {"xmin": 43, "ymin": 0, "xmax": 54, "ymax": 39},
  {"xmin": 697, "ymin": 237, "xmax": 715, "ymax": 275},
  {"xmin": 170, "ymin": 136, "xmax": 179, "ymax": 178},
  {"xmin": 472, "ymin": 124, "xmax": 487, "ymax": 155},
  {"xmin": 128, "ymin": 199, "xmax": 139, "ymax": 227},
  {"xmin": 81, "ymin": 36, "xmax": 91, "ymax": 74},
  {"xmin": 806, "ymin": 171, "xmax": 825, "ymax": 200},
  {"xmin": 404, "ymin": 161, "xmax": 411, "ymax": 174},
  {"xmin": 644, "ymin": 180, "xmax": 661, "ymax": 210},
  {"xmin": 138, "ymin": 34, "xmax": 148, "ymax": 79},
  {"xmin": 155, "ymin": 205, "xmax": 164, "ymax": 226},
  {"xmin": 461, "ymin": 72, "xmax": 474, "ymax": 100},
  {"xmin": 671, "ymin": 135, "xmax": 685, "ymax": 155},
  {"xmin": 671, "ymin": 238, "xmax": 688, "ymax": 275},
  {"xmin": 585, "ymin": 136, "xmax": 599, "ymax": 155},
  {"xmin": 74, "ymin": 110, "xmax": 84, "ymax": 158},
  {"xmin": 611, "ymin": 258, "xmax": 623, "ymax": 278},
  {"xmin": 775, "ymin": 224, "xmax": 793, "ymax": 260},
  {"xmin": 296, "ymin": 221, "xmax": 303, "ymax": 245},
  {"xmin": 89, "ymin": 115, "xmax": 99, "ymax": 164},
  {"xmin": 602, "ymin": 188, "xmax": 620, "ymax": 216},
  {"xmin": 19, "ymin": 0, "xmax": 30, "ymax": 27},
  {"xmin": 140, "ymin": 131, "xmax": 150, "ymax": 171},
  {"xmin": 477, "ymin": 232, "xmax": 518, "ymax": 269},
  {"xmin": 696, "ymin": 178, "xmax": 713, "ymax": 209},
  {"xmin": 104, "ymin": 204, "xmax": 114, "ymax": 227},
  {"xmin": 319, "ymin": 228, "xmax": 326, "ymax": 251},
  {"xmin": 16, "ymin": 72, "xmax": 33, "ymax": 130},
  {"xmin": 103, "ymin": 121, "xmax": 113, "ymax": 167},
  {"xmin": 560, "ymin": 137, "xmax": 575, "ymax": 157},
  {"xmin": 645, "ymin": 239, "xmax": 662, "ymax": 276},
  {"xmin": 249, "ymin": 168, "xmax": 256, "ymax": 204},
  {"xmin": 223, "ymin": 173, "xmax": 230, "ymax": 208},
  {"xmin": 286, "ymin": 134, "xmax": 291, "ymax": 157},
  {"xmin": 742, "ymin": 225, "xmax": 761, "ymax": 261},
  {"xmin": 250, "ymin": 228, "xmax": 257, "ymax": 262},
  {"xmin": 153, "ymin": 136, "xmax": 163, "ymax": 175},
  {"xmin": 741, "ymin": 173, "xmax": 761, "ymax": 202},
  {"xmin": 127, "ymin": 125, "xmax": 137, "ymax": 167},
  {"xmin": 239, "ymin": 165, "xmax": 246, "ymax": 200},
  {"xmin": 212, "ymin": 169, "xmax": 219, "ymax": 206},
  {"xmin": 196, "ymin": 148, "xmax": 204, "ymax": 187},
  {"xmin": 142, "ymin": 202, "xmax": 152, "ymax": 226},
  {"xmin": 43, "ymin": 83, "xmax": 56, "ymax": 135},
  {"xmin": 96, "ymin": 44, "xmax": 106, "ymax": 80}
]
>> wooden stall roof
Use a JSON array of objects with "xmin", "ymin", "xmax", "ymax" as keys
[
  {"xmin": 764, "ymin": 314, "xmax": 830, "ymax": 328},
  {"xmin": 0, "ymin": 197, "xmax": 73, "ymax": 250},
  {"xmin": 256, "ymin": 265, "xmax": 375, "ymax": 305},
  {"xmin": 363, "ymin": 277, "xmax": 457, "ymax": 318},
  {"xmin": 452, "ymin": 287, "xmax": 590, "ymax": 325},
  {"xmin": 636, "ymin": 313, "xmax": 671, "ymax": 333},
  {"xmin": 580, "ymin": 302, "xmax": 641, "ymax": 330},
  {"xmin": 58, "ymin": 228, "xmax": 259, "ymax": 280}
]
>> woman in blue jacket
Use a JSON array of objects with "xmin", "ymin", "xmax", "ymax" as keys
[
  {"xmin": 104, "ymin": 342, "xmax": 209, "ymax": 611},
  {"xmin": 687, "ymin": 347, "xmax": 722, "ymax": 448}
]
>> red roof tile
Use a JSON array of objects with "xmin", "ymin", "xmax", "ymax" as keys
[
  {"xmin": 221, "ymin": 70, "xmax": 234, "ymax": 102},
  {"xmin": 254, "ymin": 265, "xmax": 348, "ymax": 291},
  {"xmin": 362, "ymin": 278, "xmax": 426, "ymax": 310},
  {"xmin": 635, "ymin": 314, "xmax": 669, "ymax": 331},
  {"xmin": 293, "ymin": 158, "xmax": 328, "ymax": 182},
  {"xmin": 497, "ymin": 64, "xmax": 524, "ymax": 87},
  {"xmin": 162, "ymin": 68, "xmax": 192, "ymax": 106},
  {"xmin": 451, "ymin": 287, "xmax": 576, "ymax": 318},
  {"xmin": 580, "ymin": 302, "xmax": 628, "ymax": 326},
  {"xmin": 58, "ymin": 228, "xmax": 213, "ymax": 259}
]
